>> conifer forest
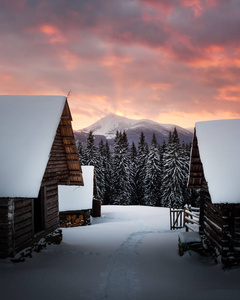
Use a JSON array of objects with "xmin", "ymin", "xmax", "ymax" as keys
[{"xmin": 77, "ymin": 128, "xmax": 199, "ymax": 208}]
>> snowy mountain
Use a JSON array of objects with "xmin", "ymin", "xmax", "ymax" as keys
[
  {"xmin": 74, "ymin": 113, "xmax": 193, "ymax": 148},
  {"xmin": 81, "ymin": 113, "xmax": 137, "ymax": 139}
]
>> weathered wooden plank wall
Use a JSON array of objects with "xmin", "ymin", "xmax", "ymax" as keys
[
  {"xmin": 42, "ymin": 127, "xmax": 70, "ymax": 184},
  {"xmin": 188, "ymin": 130, "xmax": 205, "ymax": 188},
  {"xmin": 201, "ymin": 198, "xmax": 240, "ymax": 266},
  {"xmin": 44, "ymin": 182, "xmax": 59, "ymax": 231},
  {"xmin": 0, "ymin": 198, "xmax": 10, "ymax": 257},
  {"xmin": 14, "ymin": 199, "xmax": 33, "ymax": 250}
]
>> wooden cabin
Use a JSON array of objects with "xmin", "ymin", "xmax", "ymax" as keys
[
  {"xmin": 188, "ymin": 119, "xmax": 240, "ymax": 267},
  {"xmin": 0, "ymin": 95, "xmax": 83, "ymax": 258},
  {"xmin": 59, "ymin": 166, "xmax": 101, "ymax": 227}
]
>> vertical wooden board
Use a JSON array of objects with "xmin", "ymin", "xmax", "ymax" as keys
[{"xmin": 14, "ymin": 198, "xmax": 33, "ymax": 248}]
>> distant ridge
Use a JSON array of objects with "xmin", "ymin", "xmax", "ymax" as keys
[{"xmin": 74, "ymin": 114, "xmax": 193, "ymax": 148}]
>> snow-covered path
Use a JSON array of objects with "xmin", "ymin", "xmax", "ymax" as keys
[{"xmin": 1, "ymin": 206, "xmax": 240, "ymax": 300}]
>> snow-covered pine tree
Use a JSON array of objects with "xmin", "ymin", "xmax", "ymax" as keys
[
  {"xmin": 77, "ymin": 140, "xmax": 87, "ymax": 165},
  {"xmin": 96, "ymin": 139, "xmax": 106, "ymax": 202},
  {"xmin": 129, "ymin": 142, "xmax": 138, "ymax": 204},
  {"xmin": 144, "ymin": 133, "xmax": 162, "ymax": 206},
  {"xmin": 160, "ymin": 139, "xmax": 166, "ymax": 177},
  {"xmin": 111, "ymin": 131, "xmax": 132, "ymax": 205},
  {"xmin": 135, "ymin": 132, "xmax": 148, "ymax": 205},
  {"xmin": 85, "ymin": 131, "xmax": 97, "ymax": 165},
  {"xmin": 84, "ymin": 131, "xmax": 105, "ymax": 201},
  {"xmin": 102, "ymin": 140, "xmax": 113, "ymax": 205},
  {"xmin": 161, "ymin": 128, "xmax": 189, "ymax": 208}
]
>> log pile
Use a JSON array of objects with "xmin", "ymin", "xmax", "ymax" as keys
[{"xmin": 60, "ymin": 210, "xmax": 91, "ymax": 227}]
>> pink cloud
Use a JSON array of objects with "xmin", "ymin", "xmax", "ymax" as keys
[{"xmin": 0, "ymin": 0, "xmax": 240, "ymax": 130}]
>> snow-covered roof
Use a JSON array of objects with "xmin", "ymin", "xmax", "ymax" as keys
[
  {"xmin": 0, "ymin": 95, "xmax": 66, "ymax": 198},
  {"xmin": 196, "ymin": 119, "xmax": 240, "ymax": 204},
  {"xmin": 58, "ymin": 166, "xmax": 94, "ymax": 211}
]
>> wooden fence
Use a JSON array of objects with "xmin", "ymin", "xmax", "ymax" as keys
[
  {"xmin": 170, "ymin": 205, "xmax": 200, "ymax": 231},
  {"xmin": 184, "ymin": 206, "xmax": 200, "ymax": 232}
]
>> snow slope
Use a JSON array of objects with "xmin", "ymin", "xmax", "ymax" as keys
[{"xmin": 1, "ymin": 206, "xmax": 240, "ymax": 300}]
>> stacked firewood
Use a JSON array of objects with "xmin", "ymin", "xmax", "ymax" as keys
[{"xmin": 60, "ymin": 210, "xmax": 91, "ymax": 227}]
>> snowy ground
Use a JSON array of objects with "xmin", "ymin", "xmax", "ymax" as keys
[{"xmin": 1, "ymin": 205, "xmax": 240, "ymax": 300}]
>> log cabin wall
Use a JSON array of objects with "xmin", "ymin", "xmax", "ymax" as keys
[
  {"xmin": 201, "ymin": 196, "xmax": 222, "ymax": 253},
  {"xmin": 0, "ymin": 198, "xmax": 12, "ymax": 258},
  {"xmin": 221, "ymin": 203, "xmax": 240, "ymax": 266},
  {"xmin": 0, "ymin": 198, "xmax": 33, "ymax": 258},
  {"xmin": 12, "ymin": 186, "xmax": 60, "ymax": 257},
  {"xmin": 232, "ymin": 204, "xmax": 240, "ymax": 264},
  {"xmin": 41, "ymin": 182, "xmax": 59, "ymax": 233},
  {"xmin": 199, "ymin": 188, "xmax": 240, "ymax": 266},
  {"xmin": 14, "ymin": 198, "xmax": 33, "ymax": 252}
]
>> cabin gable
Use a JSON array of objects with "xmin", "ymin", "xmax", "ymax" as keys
[
  {"xmin": 42, "ymin": 100, "xmax": 83, "ymax": 186},
  {"xmin": 0, "ymin": 96, "xmax": 83, "ymax": 258}
]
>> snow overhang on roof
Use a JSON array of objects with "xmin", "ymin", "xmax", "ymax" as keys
[
  {"xmin": 0, "ymin": 95, "xmax": 66, "ymax": 198},
  {"xmin": 196, "ymin": 119, "xmax": 240, "ymax": 204},
  {"xmin": 58, "ymin": 166, "xmax": 94, "ymax": 211}
]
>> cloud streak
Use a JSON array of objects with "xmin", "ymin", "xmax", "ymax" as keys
[{"xmin": 0, "ymin": 0, "xmax": 240, "ymax": 129}]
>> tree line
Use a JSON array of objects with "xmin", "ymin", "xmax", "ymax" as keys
[{"xmin": 77, "ymin": 128, "xmax": 199, "ymax": 208}]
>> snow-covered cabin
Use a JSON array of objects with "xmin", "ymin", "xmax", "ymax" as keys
[
  {"xmin": 58, "ymin": 166, "xmax": 101, "ymax": 227},
  {"xmin": 0, "ymin": 95, "xmax": 83, "ymax": 258},
  {"xmin": 188, "ymin": 119, "xmax": 240, "ymax": 267}
]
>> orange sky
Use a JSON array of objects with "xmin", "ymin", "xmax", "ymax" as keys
[{"xmin": 0, "ymin": 0, "xmax": 240, "ymax": 129}]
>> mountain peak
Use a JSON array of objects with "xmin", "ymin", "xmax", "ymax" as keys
[
  {"xmin": 80, "ymin": 113, "xmax": 138, "ymax": 138},
  {"xmin": 75, "ymin": 114, "xmax": 193, "ymax": 145}
]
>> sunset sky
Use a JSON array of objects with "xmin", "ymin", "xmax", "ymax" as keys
[{"xmin": 1, "ymin": 0, "xmax": 240, "ymax": 130}]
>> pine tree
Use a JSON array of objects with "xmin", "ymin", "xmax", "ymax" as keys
[
  {"xmin": 144, "ymin": 133, "xmax": 162, "ymax": 206},
  {"xmin": 129, "ymin": 142, "xmax": 138, "ymax": 204},
  {"xmin": 111, "ymin": 131, "xmax": 131, "ymax": 205},
  {"xmin": 85, "ymin": 131, "xmax": 97, "ymax": 165},
  {"xmin": 96, "ymin": 139, "xmax": 106, "ymax": 202},
  {"xmin": 102, "ymin": 140, "xmax": 113, "ymax": 205},
  {"xmin": 135, "ymin": 132, "xmax": 148, "ymax": 205},
  {"xmin": 84, "ymin": 132, "xmax": 105, "ymax": 201},
  {"xmin": 77, "ymin": 140, "xmax": 87, "ymax": 165},
  {"xmin": 161, "ymin": 128, "xmax": 190, "ymax": 208}
]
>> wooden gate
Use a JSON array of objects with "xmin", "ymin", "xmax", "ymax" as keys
[
  {"xmin": 170, "ymin": 205, "xmax": 200, "ymax": 231},
  {"xmin": 170, "ymin": 208, "xmax": 184, "ymax": 230}
]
